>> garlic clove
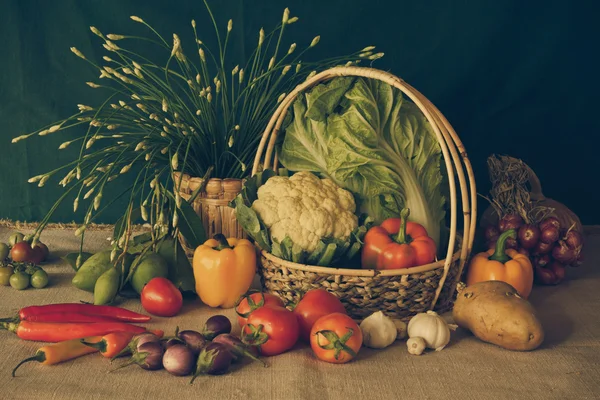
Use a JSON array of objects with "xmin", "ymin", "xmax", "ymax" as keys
[
  {"xmin": 407, "ymin": 337, "xmax": 426, "ymax": 356},
  {"xmin": 392, "ymin": 318, "xmax": 408, "ymax": 340}
]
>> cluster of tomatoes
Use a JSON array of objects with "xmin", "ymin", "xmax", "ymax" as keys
[
  {"xmin": 0, "ymin": 232, "xmax": 50, "ymax": 290},
  {"xmin": 235, "ymin": 289, "xmax": 362, "ymax": 363}
]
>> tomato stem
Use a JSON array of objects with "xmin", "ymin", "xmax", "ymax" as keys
[
  {"xmin": 489, "ymin": 229, "xmax": 515, "ymax": 263},
  {"xmin": 393, "ymin": 208, "xmax": 412, "ymax": 245},
  {"xmin": 315, "ymin": 328, "xmax": 357, "ymax": 360}
]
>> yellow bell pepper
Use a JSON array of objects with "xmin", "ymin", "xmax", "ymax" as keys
[{"xmin": 192, "ymin": 234, "xmax": 257, "ymax": 308}]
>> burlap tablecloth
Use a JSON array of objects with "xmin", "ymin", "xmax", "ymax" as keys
[{"xmin": 0, "ymin": 226, "xmax": 598, "ymax": 400}]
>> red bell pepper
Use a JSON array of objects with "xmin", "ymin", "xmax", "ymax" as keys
[{"xmin": 361, "ymin": 208, "xmax": 437, "ymax": 270}]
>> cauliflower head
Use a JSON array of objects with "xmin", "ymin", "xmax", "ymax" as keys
[{"xmin": 251, "ymin": 171, "xmax": 358, "ymax": 253}]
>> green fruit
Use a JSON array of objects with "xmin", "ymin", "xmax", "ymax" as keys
[
  {"xmin": 10, "ymin": 272, "xmax": 30, "ymax": 290},
  {"xmin": 31, "ymin": 269, "xmax": 49, "ymax": 289},
  {"xmin": 72, "ymin": 250, "xmax": 132, "ymax": 292},
  {"xmin": 8, "ymin": 233, "xmax": 25, "ymax": 247},
  {"xmin": 131, "ymin": 252, "xmax": 169, "ymax": 294},
  {"xmin": 0, "ymin": 267, "xmax": 13, "ymax": 286},
  {"xmin": 156, "ymin": 238, "xmax": 196, "ymax": 293},
  {"xmin": 94, "ymin": 267, "xmax": 120, "ymax": 305},
  {"xmin": 0, "ymin": 243, "xmax": 9, "ymax": 261}
]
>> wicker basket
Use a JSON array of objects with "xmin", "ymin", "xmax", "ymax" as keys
[
  {"xmin": 251, "ymin": 66, "xmax": 477, "ymax": 320},
  {"xmin": 173, "ymin": 172, "xmax": 247, "ymax": 256}
]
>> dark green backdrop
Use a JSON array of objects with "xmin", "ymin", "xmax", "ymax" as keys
[{"xmin": 1, "ymin": 0, "xmax": 596, "ymax": 224}]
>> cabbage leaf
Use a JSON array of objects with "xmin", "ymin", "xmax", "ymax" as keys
[{"xmin": 279, "ymin": 77, "xmax": 446, "ymax": 249}]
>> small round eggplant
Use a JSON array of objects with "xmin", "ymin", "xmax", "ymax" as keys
[
  {"xmin": 201, "ymin": 315, "xmax": 232, "ymax": 340},
  {"xmin": 111, "ymin": 332, "xmax": 162, "ymax": 361},
  {"xmin": 111, "ymin": 342, "xmax": 164, "ymax": 372},
  {"xmin": 190, "ymin": 342, "xmax": 234, "ymax": 384},
  {"xmin": 163, "ymin": 344, "xmax": 195, "ymax": 376},
  {"xmin": 178, "ymin": 330, "xmax": 207, "ymax": 356},
  {"xmin": 164, "ymin": 338, "xmax": 185, "ymax": 350},
  {"xmin": 212, "ymin": 333, "xmax": 266, "ymax": 367}
]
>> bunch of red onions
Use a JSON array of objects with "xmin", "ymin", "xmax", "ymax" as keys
[{"xmin": 484, "ymin": 214, "xmax": 584, "ymax": 285}]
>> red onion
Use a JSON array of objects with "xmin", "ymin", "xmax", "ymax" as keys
[
  {"xmin": 539, "ymin": 217, "xmax": 561, "ymax": 232},
  {"xmin": 548, "ymin": 261, "xmax": 566, "ymax": 282},
  {"xmin": 484, "ymin": 225, "xmax": 500, "ymax": 242},
  {"xmin": 540, "ymin": 227, "xmax": 559, "ymax": 244},
  {"xmin": 517, "ymin": 224, "xmax": 540, "ymax": 249},
  {"xmin": 534, "ymin": 267, "xmax": 557, "ymax": 285},
  {"xmin": 573, "ymin": 253, "xmax": 584, "ymax": 267},
  {"xmin": 505, "ymin": 237, "xmax": 518, "ymax": 249},
  {"xmin": 564, "ymin": 230, "xmax": 583, "ymax": 250},
  {"xmin": 533, "ymin": 241, "xmax": 553, "ymax": 255},
  {"xmin": 552, "ymin": 240, "xmax": 576, "ymax": 264},
  {"xmin": 534, "ymin": 254, "xmax": 551, "ymax": 269},
  {"xmin": 499, "ymin": 214, "xmax": 524, "ymax": 232},
  {"xmin": 517, "ymin": 248, "xmax": 530, "ymax": 257}
]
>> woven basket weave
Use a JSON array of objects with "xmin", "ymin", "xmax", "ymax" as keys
[
  {"xmin": 173, "ymin": 172, "xmax": 246, "ymax": 256},
  {"xmin": 251, "ymin": 66, "xmax": 477, "ymax": 320}
]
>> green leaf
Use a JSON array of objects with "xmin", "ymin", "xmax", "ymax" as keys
[
  {"xmin": 279, "ymin": 77, "xmax": 446, "ymax": 250},
  {"xmin": 62, "ymin": 252, "xmax": 93, "ymax": 272},
  {"xmin": 132, "ymin": 232, "xmax": 153, "ymax": 246},
  {"xmin": 280, "ymin": 236, "xmax": 294, "ymax": 261},
  {"xmin": 156, "ymin": 237, "xmax": 196, "ymax": 293},
  {"xmin": 175, "ymin": 198, "xmax": 207, "ymax": 249}
]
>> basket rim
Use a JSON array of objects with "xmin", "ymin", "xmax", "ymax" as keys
[{"xmin": 259, "ymin": 247, "xmax": 461, "ymax": 277}]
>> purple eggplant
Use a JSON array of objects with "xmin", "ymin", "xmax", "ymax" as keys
[
  {"xmin": 111, "ymin": 332, "xmax": 162, "ymax": 361},
  {"xmin": 189, "ymin": 342, "xmax": 234, "ymax": 384},
  {"xmin": 201, "ymin": 315, "xmax": 232, "ymax": 340},
  {"xmin": 163, "ymin": 344, "xmax": 195, "ymax": 376},
  {"xmin": 212, "ymin": 333, "xmax": 267, "ymax": 367},
  {"xmin": 111, "ymin": 342, "xmax": 164, "ymax": 372},
  {"xmin": 177, "ymin": 330, "xmax": 207, "ymax": 356}
]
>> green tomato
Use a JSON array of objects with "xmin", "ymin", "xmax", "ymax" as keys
[
  {"xmin": 0, "ymin": 243, "xmax": 8, "ymax": 261},
  {"xmin": 8, "ymin": 233, "xmax": 25, "ymax": 247},
  {"xmin": 31, "ymin": 269, "xmax": 49, "ymax": 289},
  {"xmin": 0, "ymin": 267, "xmax": 13, "ymax": 286},
  {"xmin": 9, "ymin": 272, "xmax": 30, "ymax": 290}
]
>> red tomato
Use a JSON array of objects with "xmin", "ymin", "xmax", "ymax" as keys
[
  {"xmin": 293, "ymin": 289, "xmax": 347, "ymax": 342},
  {"xmin": 235, "ymin": 292, "xmax": 285, "ymax": 328},
  {"xmin": 33, "ymin": 242, "xmax": 50, "ymax": 261},
  {"xmin": 242, "ymin": 305, "xmax": 299, "ymax": 356},
  {"xmin": 310, "ymin": 312, "xmax": 362, "ymax": 364},
  {"xmin": 141, "ymin": 277, "xmax": 183, "ymax": 317},
  {"xmin": 10, "ymin": 242, "xmax": 34, "ymax": 263}
]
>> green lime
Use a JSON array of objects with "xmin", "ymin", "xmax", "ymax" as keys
[
  {"xmin": 31, "ymin": 269, "xmax": 49, "ymax": 289},
  {"xmin": 131, "ymin": 252, "xmax": 169, "ymax": 294},
  {"xmin": 10, "ymin": 272, "xmax": 30, "ymax": 290},
  {"xmin": 0, "ymin": 243, "xmax": 8, "ymax": 261},
  {"xmin": 0, "ymin": 267, "xmax": 13, "ymax": 286}
]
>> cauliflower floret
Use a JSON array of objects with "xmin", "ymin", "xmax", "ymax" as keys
[{"xmin": 251, "ymin": 171, "xmax": 358, "ymax": 253}]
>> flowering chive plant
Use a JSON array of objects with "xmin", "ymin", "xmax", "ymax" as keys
[{"xmin": 12, "ymin": 1, "xmax": 382, "ymax": 268}]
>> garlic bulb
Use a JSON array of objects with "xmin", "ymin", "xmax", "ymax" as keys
[
  {"xmin": 359, "ymin": 311, "xmax": 397, "ymax": 349},
  {"xmin": 407, "ymin": 337, "xmax": 426, "ymax": 355},
  {"xmin": 392, "ymin": 319, "xmax": 408, "ymax": 340},
  {"xmin": 407, "ymin": 311, "xmax": 451, "ymax": 351}
]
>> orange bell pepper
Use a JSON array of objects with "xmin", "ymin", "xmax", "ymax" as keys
[
  {"xmin": 193, "ymin": 234, "xmax": 257, "ymax": 308},
  {"xmin": 466, "ymin": 229, "xmax": 534, "ymax": 298},
  {"xmin": 361, "ymin": 208, "xmax": 437, "ymax": 270}
]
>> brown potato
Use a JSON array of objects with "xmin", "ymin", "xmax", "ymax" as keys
[{"xmin": 452, "ymin": 280, "xmax": 544, "ymax": 351}]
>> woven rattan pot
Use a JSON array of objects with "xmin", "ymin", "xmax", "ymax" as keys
[
  {"xmin": 173, "ymin": 172, "xmax": 247, "ymax": 256},
  {"xmin": 251, "ymin": 66, "xmax": 477, "ymax": 320}
]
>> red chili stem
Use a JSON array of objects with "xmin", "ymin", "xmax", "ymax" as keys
[
  {"xmin": 18, "ymin": 304, "xmax": 151, "ymax": 322},
  {"xmin": 2, "ymin": 321, "xmax": 147, "ymax": 342}
]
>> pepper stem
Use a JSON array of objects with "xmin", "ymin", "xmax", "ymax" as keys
[
  {"xmin": 489, "ymin": 229, "xmax": 516, "ymax": 263},
  {"xmin": 393, "ymin": 208, "xmax": 411, "ymax": 244},
  {"xmin": 212, "ymin": 234, "xmax": 232, "ymax": 251},
  {"xmin": 12, "ymin": 351, "xmax": 46, "ymax": 377},
  {"xmin": 80, "ymin": 339, "xmax": 108, "ymax": 353}
]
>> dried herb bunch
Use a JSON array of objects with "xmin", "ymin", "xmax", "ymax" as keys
[{"xmin": 11, "ymin": 2, "xmax": 382, "ymax": 263}]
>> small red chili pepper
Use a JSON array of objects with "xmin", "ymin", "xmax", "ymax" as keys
[
  {"xmin": 17, "ymin": 303, "xmax": 151, "ymax": 322},
  {"xmin": 81, "ymin": 329, "xmax": 164, "ymax": 358},
  {"xmin": 11, "ymin": 312, "xmax": 122, "ymax": 324},
  {"xmin": 0, "ymin": 321, "xmax": 148, "ymax": 342}
]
